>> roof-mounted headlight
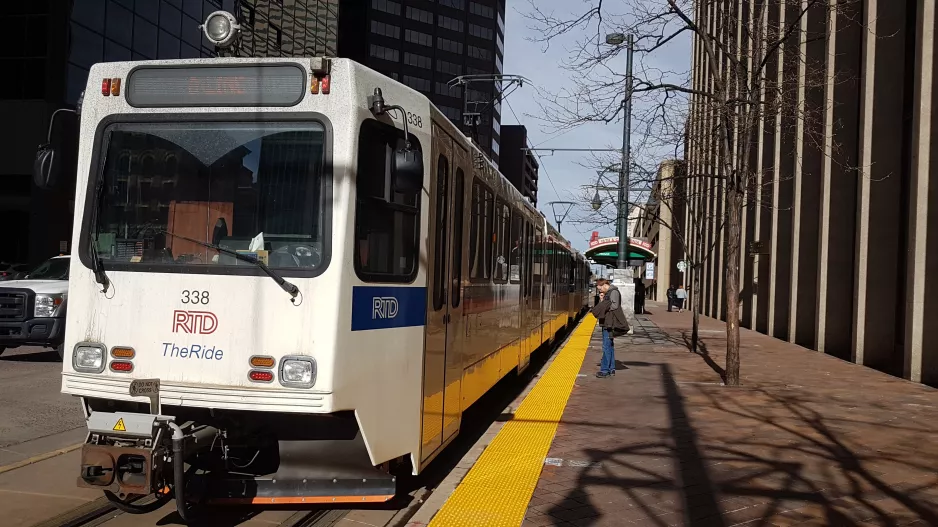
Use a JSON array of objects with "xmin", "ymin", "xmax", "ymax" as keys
[{"xmin": 201, "ymin": 11, "xmax": 241, "ymax": 49}]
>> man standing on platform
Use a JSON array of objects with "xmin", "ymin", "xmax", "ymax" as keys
[{"xmin": 590, "ymin": 278, "xmax": 629, "ymax": 378}]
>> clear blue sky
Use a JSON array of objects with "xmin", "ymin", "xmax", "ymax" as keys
[{"xmin": 502, "ymin": 1, "xmax": 691, "ymax": 253}]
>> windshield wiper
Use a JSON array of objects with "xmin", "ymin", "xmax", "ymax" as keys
[
  {"xmin": 90, "ymin": 177, "xmax": 111, "ymax": 293},
  {"xmin": 158, "ymin": 229, "xmax": 300, "ymax": 302}
]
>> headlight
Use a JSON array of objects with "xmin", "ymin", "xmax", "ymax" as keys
[
  {"xmin": 279, "ymin": 356, "xmax": 316, "ymax": 388},
  {"xmin": 201, "ymin": 11, "xmax": 240, "ymax": 48},
  {"xmin": 73, "ymin": 343, "xmax": 106, "ymax": 373},
  {"xmin": 35, "ymin": 294, "xmax": 65, "ymax": 318}
]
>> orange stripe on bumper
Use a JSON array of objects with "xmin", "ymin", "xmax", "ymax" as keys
[{"xmin": 206, "ymin": 494, "xmax": 394, "ymax": 505}]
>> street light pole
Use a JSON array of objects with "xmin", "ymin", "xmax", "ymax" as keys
[{"xmin": 615, "ymin": 34, "xmax": 634, "ymax": 272}]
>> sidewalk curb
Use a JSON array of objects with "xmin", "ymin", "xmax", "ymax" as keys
[
  {"xmin": 0, "ymin": 443, "xmax": 81, "ymax": 475},
  {"xmin": 404, "ymin": 324, "xmax": 584, "ymax": 526}
]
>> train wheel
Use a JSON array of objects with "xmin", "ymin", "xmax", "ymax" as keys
[{"xmin": 104, "ymin": 487, "xmax": 172, "ymax": 514}]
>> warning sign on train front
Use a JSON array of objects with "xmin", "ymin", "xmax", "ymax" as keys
[{"xmin": 113, "ymin": 418, "xmax": 126, "ymax": 432}]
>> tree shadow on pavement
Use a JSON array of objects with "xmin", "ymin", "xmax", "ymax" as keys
[
  {"xmin": 670, "ymin": 330, "xmax": 726, "ymax": 384},
  {"xmin": 536, "ymin": 360, "xmax": 938, "ymax": 526}
]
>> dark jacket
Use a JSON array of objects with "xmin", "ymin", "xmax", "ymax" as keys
[{"xmin": 590, "ymin": 286, "xmax": 630, "ymax": 335}]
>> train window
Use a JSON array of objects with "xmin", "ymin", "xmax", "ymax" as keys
[
  {"xmin": 523, "ymin": 221, "xmax": 534, "ymax": 297},
  {"xmin": 354, "ymin": 120, "xmax": 421, "ymax": 283},
  {"xmin": 432, "ymin": 155, "xmax": 450, "ymax": 311},
  {"xmin": 468, "ymin": 182, "xmax": 480, "ymax": 279},
  {"xmin": 451, "ymin": 168, "xmax": 465, "ymax": 308},
  {"xmin": 509, "ymin": 211, "xmax": 522, "ymax": 283},
  {"xmin": 547, "ymin": 242, "xmax": 554, "ymax": 290},
  {"xmin": 533, "ymin": 227, "xmax": 544, "ymax": 299},
  {"xmin": 482, "ymin": 187, "xmax": 494, "ymax": 278},
  {"xmin": 493, "ymin": 200, "xmax": 510, "ymax": 282},
  {"xmin": 469, "ymin": 180, "xmax": 494, "ymax": 281}
]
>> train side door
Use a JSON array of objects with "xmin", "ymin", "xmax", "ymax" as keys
[
  {"xmin": 519, "ymin": 220, "xmax": 533, "ymax": 371},
  {"xmin": 421, "ymin": 123, "xmax": 461, "ymax": 462},
  {"xmin": 443, "ymin": 142, "xmax": 469, "ymax": 442}
]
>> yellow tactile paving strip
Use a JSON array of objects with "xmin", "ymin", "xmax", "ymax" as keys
[{"xmin": 428, "ymin": 316, "xmax": 597, "ymax": 527}]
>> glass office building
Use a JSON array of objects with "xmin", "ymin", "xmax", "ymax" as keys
[
  {"xmin": 0, "ymin": 0, "xmax": 339, "ymax": 265},
  {"xmin": 66, "ymin": 0, "xmax": 339, "ymax": 105},
  {"xmin": 338, "ymin": 0, "xmax": 506, "ymax": 163}
]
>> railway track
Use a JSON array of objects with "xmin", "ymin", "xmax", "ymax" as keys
[{"xmin": 31, "ymin": 498, "xmax": 359, "ymax": 527}]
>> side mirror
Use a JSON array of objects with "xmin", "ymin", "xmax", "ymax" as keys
[
  {"xmin": 34, "ymin": 108, "xmax": 79, "ymax": 190},
  {"xmin": 368, "ymin": 88, "xmax": 423, "ymax": 194},
  {"xmin": 393, "ymin": 148, "xmax": 423, "ymax": 194},
  {"xmin": 33, "ymin": 144, "xmax": 57, "ymax": 189},
  {"xmin": 211, "ymin": 217, "xmax": 229, "ymax": 246}
]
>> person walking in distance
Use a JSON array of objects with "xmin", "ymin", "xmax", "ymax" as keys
[
  {"xmin": 675, "ymin": 284, "xmax": 687, "ymax": 313},
  {"xmin": 589, "ymin": 278, "xmax": 629, "ymax": 378},
  {"xmin": 666, "ymin": 284, "xmax": 676, "ymax": 312}
]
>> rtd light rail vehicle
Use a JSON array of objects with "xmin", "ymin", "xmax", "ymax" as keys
[{"xmin": 35, "ymin": 24, "xmax": 590, "ymax": 522}]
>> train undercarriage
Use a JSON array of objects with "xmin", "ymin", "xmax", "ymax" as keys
[{"xmin": 77, "ymin": 397, "xmax": 399, "ymax": 521}]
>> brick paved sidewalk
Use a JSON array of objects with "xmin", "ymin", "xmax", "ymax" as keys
[{"xmin": 523, "ymin": 302, "xmax": 938, "ymax": 526}]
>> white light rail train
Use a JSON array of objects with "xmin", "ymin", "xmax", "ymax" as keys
[{"xmin": 36, "ymin": 39, "xmax": 590, "ymax": 522}]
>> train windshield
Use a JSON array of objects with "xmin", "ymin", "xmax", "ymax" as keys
[{"xmin": 85, "ymin": 121, "xmax": 329, "ymax": 272}]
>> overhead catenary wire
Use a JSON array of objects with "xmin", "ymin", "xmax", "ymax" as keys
[
  {"xmin": 504, "ymin": 98, "xmax": 591, "ymax": 244},
  {"xmin": 505, "ymin": 98, "xmax": 560, "ymax": 200}
]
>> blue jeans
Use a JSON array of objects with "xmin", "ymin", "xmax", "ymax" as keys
[{"xmin": 601, "ymin": 328, "xmax": 615, "ymax": 374}]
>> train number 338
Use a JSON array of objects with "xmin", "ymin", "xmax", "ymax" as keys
[
  {"xmin": 181, "ymin": 290, "xmax": 210, "ymax": 305},
  {"xmin": 406, "ymin": 112, "xmax": 423, "ymax": 128}
]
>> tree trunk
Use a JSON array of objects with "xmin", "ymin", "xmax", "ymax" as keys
[{"xmin": 724, "ymin": 186, "xmax": 743, "ymax": 386}]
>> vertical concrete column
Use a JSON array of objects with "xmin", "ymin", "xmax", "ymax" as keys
[
  {"xmin": 853, "ymin": 0, "xmax": 909, "ymax": 375},
  {"xmin": 788, "ymin": 1, "xmax": 810, "ymax": 344},
  {"xmin": 815, "ymin": 0, "xmax": 860, "ymax": 360},
  {"xmin": 658, "ymin": 163, "xmax": 675, "ymax": 297},
  {"xmin": 767, "ymin": 0, "xmax": 784, "ymax": 337},
  {"xmin": 770, "ymin": 0, "xmax": 798, "ymax": 340},
  {"xmin": 755, "ymin": 1, "xmax": 777, "ymax": 334},
  {"xmin": 751, "ymin": 0, "xmax": 769, "ymax": 331},
  {"xmin": 671, "ymin": 162, "xmax": 688, "ymax": 290},
  {"xmin": 789, "ymin": 0, "xmax": 825, "ymax": 348},
  {"xmin": 714, "ymin": 0, "xmax": 733, "ymax": 322},
  {"xmin": 702, "ymin": 0, "xmax": 716, "ymax": 317},
  {"xmin": 736, "ymin": 0, "xmax": 749, "ymax": 325},
  {"xmin": 816, "ymin": 1, "xmax": 836, "ymax": 353},
  {"xmin": 707, "ymin": 0, "xmax": 726, "ymax": 318},
  {"xmin": 689, "ymin": 0, "xmax": 699, "ymax": 298},
  {"xmin": 904, "ymin": 0, "xmax": 935, "ymax": 383}
]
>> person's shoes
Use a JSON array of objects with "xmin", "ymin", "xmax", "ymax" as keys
[{"xmin": 596, "ymin": 371, "xmax": 614, "ymax": 378}]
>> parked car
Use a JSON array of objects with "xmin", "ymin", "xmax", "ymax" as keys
[
  {"xmin": 0, "ymin": 262, "xmax": 30, "ymax": 281},
  {"xmin": 0, "ymin": 256, "xmax": 69, "ymax": 359}
]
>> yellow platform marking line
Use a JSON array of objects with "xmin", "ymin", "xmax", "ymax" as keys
[{"xmin": 429, "ymin": 316, "xmax": 597, "ymax": 527}]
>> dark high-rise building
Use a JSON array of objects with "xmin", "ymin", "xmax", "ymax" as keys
[
  {"xmin": 233, "ymin": 0, "xmax": 338, "ymax": 59},
  {"xmin": 498, "ymin": 125, "xmax": 537, "ymax": 206},
  {"xmin": 337, "ymin": 0, "xmax": 505, "ymax": 163},
  {"xmin": 0, "ymin": 0, "xmax": 339, "ymax": 266}
]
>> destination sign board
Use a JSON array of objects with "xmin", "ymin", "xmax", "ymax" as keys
[{"xmin": 127, "ymin": 64, "xmax": 306, "ymax": 108}]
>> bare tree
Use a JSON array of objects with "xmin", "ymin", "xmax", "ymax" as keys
[
  {"xmin": 570, "ymin": 156, "xmax": 725, "ymax": 357},
  {"xmin": 526, "ymin": 0, "xmax": 854, "ymax": 385}
]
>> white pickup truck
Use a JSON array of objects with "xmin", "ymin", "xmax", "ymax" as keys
[{"xmin": 0, "ymin": 255, "xmax": 69, "ymax": 359}]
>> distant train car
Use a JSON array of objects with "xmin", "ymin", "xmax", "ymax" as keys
[{"xmin": 46, "ymin": 49, "xmax": 588, "ymax": 521}]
